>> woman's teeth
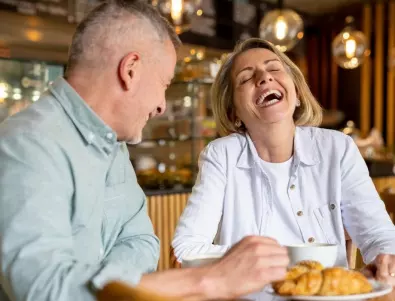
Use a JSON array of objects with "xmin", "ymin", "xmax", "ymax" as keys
[
  {"xmin": 262, "ymin": 98, "xmax": 281, "ymax": 107},
  {"xmin": 256, "ymin": 90, "xmax": 283, "ymax": 107}
]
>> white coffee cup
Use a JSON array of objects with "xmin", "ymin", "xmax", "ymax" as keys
[
  {"xmin": 181, "ymin": 253, "xmax": 224, "ymax": 268},
  {"xmin": 285, "ymin": 243, "xmax": 338, "ymax": 267}
]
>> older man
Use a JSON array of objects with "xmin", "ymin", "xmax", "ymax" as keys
[{"xmin": 0, "ymin": 1, "xmax": 289, "ymax": 300}]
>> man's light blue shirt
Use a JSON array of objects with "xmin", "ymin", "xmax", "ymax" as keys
[{"xmin": 0, "ymin": 78, "xmax": 159, "ymax": 301}]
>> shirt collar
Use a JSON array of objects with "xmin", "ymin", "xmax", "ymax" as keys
[
  {"xmin": 49, "ymin": 77, "xmax": 117, "ymax": 148},
  {"xmin": 236, "ymin": 126, "xmax": 320, "ymax": 168}
]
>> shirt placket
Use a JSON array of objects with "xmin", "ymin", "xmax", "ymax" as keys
[
  {"xmin": 288, "ymin": 161, "xmax": 316, "ymax": 243},
  {"xmin": 256, "ymin": 163, "xmax": 273, "ymax": 236}
]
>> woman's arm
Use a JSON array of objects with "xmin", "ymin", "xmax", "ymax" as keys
[
  {"xmin": 340, "ymin": 135, "xmax": 395, "ymax": 264},
  {"xmin": 172, "ymin": 143, "xmax": 230, "ymax": 262}
]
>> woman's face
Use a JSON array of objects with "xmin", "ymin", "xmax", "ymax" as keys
[{"xmin": 231, "ymin": 48, "xmax": 298, "ymax": 129}]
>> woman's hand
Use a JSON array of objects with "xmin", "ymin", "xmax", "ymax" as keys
[{"xmin": 362, "ymin": 254, "xmax": 395, "ymax": 286}]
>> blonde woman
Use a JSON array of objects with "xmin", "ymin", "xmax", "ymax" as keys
[{"xmin": 172, "ymin": 38, "xmax": 395, "ymax": 284}]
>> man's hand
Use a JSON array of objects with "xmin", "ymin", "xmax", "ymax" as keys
[
  {"xmin": 361, "ymin": 254, "xmax": 395, "ymax": 286},
  {"xmin": 201, "ymin": 236, "xmax": 289, "ymax": 300},
  {"xmin": 138, "ymin": 236, "xmax": 288, "ymax": 301}
]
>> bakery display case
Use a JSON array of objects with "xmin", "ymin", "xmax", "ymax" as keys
[
  {"xmin": 129, "ymin": 78, "xmax": 218, "ymax": 194},
  {"xmin": 0, "ymin": 58, "xmax": 64, "ymax": 123},
  {"xmin": 128, "ymin": 47, "xmax": 225, "ymax": 194}
]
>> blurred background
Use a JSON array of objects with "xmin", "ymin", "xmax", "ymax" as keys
[
  {"xmin": 1, "ymin": 0, "xmax": 395, "ymax": 271},
  {"xmin": 0, "ymin": 0, "xmax": 394, "ymax": 193}
]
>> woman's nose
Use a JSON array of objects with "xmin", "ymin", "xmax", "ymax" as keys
[{"xmin": 257, "ymin": 72, "xmax": 273, "ymax": 86}]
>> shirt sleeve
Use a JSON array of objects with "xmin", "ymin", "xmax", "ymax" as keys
[
  {"xmin": 91, "ymin": 148, "xmax": 160, "ymax": 288},
  {"xmin": 0, "ymin": 133, "xmax": 149, "ymax": 301},
  {"xmin": 172, "ymin": 143, "xmax": 230, "ymax": 263},
  {"xmin": 340, "ymin": 135, "xmax": 395, "ymax": 264}
]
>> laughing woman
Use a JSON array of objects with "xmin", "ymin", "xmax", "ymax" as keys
[{"xmin": 172, "ymin": 38, "xmax": 395, "ymax": 283}]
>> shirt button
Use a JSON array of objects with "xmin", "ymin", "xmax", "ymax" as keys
[
  {"xmin": 308, "ymin": 237, "xmax": 315, "ymax": 243},
  {"xmin": 88, "ymin": 132, "xmax": 95, "ymax": 142},
  {"xmin": 290, "ymin": 184, "xmax": 296, "ymax": 190},
  {"xmin": 297, "ymin": 210, "xmax": 303, "ymax": 216},
  {"xmin": 106, "ymin": 133, "xmax": 113, "ymax": 140},
  {"xmin": 330, "ymin": 204, "xmax": 336, "ymax": 210}
]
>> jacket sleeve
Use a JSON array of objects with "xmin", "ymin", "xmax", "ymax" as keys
[
  {"xmin": 340, "ymin": 135, "xmax": 395, "ymax": 264},
  {"xmin": 172, "ymin": 143, "xmax": 230, "ymax": 262}
]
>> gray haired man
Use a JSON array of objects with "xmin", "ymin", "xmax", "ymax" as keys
[{"xmin": 0, "ymin": 1, "xmax": 288, "ymax": 300}]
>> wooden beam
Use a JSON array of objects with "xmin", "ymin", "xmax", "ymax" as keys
[
  {"xmin": 320, "ymin": 34, "xmax": 329, "ymax": 108},
  {"xmin": 360, "ymin": 4, "xmax": 372, "ymax": 136},
  {"xmin": 374, "ymin": 2, "xmax": 384, "ymax": 133},
  {"xmin": 387, "ymin": 1, "xmax": 395, "ymax": 147},
  {"xmin": 330, "ymin": 30, "xmax": 338, "ymax": 110}
]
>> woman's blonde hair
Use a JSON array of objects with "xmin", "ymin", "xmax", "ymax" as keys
[{"xmin": 211, "ymin": 38, "xmax": 323, "ymax": 137}]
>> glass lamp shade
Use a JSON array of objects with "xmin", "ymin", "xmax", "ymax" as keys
[
  {"xmin": 151, "ymin": 0, "xmax": 201, "ymax": 34},
  {"xmin": 332, "ymin": 25, "xmax": 369, "ymax": 69},
  {"xmin": 259, "ymin": 9, "xmax": 304, "ymax": 52}
]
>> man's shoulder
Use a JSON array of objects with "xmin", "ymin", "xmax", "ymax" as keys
[
  {"xmin": 0, "ymin": 93, "xmax": 73, "ymax": 162},
  {"xmin": 0, "ymin": 92, "xmax": 69, "ymax": 142}
]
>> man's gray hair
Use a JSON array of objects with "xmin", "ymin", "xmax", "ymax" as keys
[{"xmin": 66, "ymin": 0, "xmax": 181, "ymax": 73}]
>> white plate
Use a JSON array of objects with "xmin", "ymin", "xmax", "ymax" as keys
[{"xmin": 269, "ymin": 280, "xmax": 392, "ymax": 301}]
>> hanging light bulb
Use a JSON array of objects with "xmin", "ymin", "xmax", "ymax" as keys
[
  {"xmin": 152, "ymin": 0, "xmax": 202, "ymax": 34},
  {"xmin": 259, "ymin": 0, "xmax": 304, "ymax": 52},
  {"xmin": 274, "ymin": 16, "xmax": 288, "ymax": 40},
  {"xmin": 170, "ymin": 0, "xmax": 183, "ymax": 25},
  {"xmin": 332, "ymin": 16, "xmax": 369, "ymax": 69}
]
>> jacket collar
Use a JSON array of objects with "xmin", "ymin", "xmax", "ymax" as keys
[{"xmin": 236, "ymin": 126, "xmax": 320, "ymax": 168}]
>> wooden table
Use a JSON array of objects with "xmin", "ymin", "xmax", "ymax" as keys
[
  {"xmin": 372, "ymin": 289, "xmax": 395, "ymax": 301},
  {"xmin": 228, "ymin": 288, "xmax": 395, "ymax": 301},
  {"xmin": 97, "ymin": 280, "xmax": 394, "ymax": 301}
]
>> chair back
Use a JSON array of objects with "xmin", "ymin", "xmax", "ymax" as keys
[
  {"xmin": 381, "ymin": 187, "xmax": 395, "ymax": 222},
  {"xmin": 96, "ymin": 281, "xmax": 184, "ymax": 301},
  {"xmin": 345, "ymin": 229, "xmax": 357, "ymax": 269}
]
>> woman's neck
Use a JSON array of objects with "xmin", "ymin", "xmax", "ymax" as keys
[{"xmin": 248, "ymin": 120, "xmax": 296, "ymax": 163}]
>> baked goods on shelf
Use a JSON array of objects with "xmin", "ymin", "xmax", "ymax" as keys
[{"xmin": 273, "ymin": 260, "xmax": 373, "ymax": 296}]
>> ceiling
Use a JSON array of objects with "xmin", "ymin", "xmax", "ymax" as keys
[{"xmin": 265, "ymin": 0, "xmax": 363, "ymax": 15}]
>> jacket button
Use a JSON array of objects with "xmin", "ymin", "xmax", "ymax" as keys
[
  {"xmin": 308, "ymin": 237, "xmax": 315, "ymax": 243},
  {"xmin": 297, "ymin": 211, "xmax": 303, "ymax": 216},
  {"xmin": 330, "ymin": 204, "xmax": 336, "ymax": 210},
  {"xmin": 290, "ymin": 184, "xmax": 296, "ymax": 190}
]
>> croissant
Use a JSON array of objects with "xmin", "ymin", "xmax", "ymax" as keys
[
  {"xmin": 319, "ymin": 268, "xmax": 373, "ymax": 296},
  {"xmin": 286, "ymin": 260, "xmax": 324, "ymax": 280},
  {"xmin": 273, "ymin": 262, "xmax": 373, "ymax": 296}
]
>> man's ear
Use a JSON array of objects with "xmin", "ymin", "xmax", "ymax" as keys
[{"xmin": 118, "ymin": 52, "xmax": 141, "ymax": 91}]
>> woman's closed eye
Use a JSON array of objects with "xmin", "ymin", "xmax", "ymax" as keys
[
  {"xmin": 266, "ymin": 62, "xmax": 282, "ymax": 72},
  {"xmin": 240, "ymin": 77, "xmax": 252, "ymax": 84}
]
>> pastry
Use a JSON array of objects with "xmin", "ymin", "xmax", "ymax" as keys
[
  {"xmin": 319, "ymin": 268, "xmax": 373, "ymax": 296},
  {"xmin": 273, "ymin": 261, "xmax": 373, "ymax": 297}
]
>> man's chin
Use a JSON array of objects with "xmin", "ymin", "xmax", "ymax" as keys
[{"xmin": 126, "ymin": 137, "xmax": 142, "ymax": 145}]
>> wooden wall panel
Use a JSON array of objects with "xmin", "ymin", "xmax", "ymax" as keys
[
  {"xmin": 374, "ymin": 2, "xmax": 384, "ymax": 133},
  {"xmin": 320, "ymin": 34, "xmax": 329, "ymax": 108},
  {"xmin": 331, "ymin": 31, "xmax": 339, "ymax": 110},
  {"xmin": 360, "ymin": 3, "xmax": 372, "ymax": 136},
  {"xmin": 147, "ymin": 193, "xmax": 189, "ymax": 271},
  {"xmin": 387, "ymin": 2, "xmax": 395, "ymax": 147}
]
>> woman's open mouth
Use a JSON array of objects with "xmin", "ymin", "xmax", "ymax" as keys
[{"xmin": 256, "ymin": 89, "xmax": 284, "ymax": 107}]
